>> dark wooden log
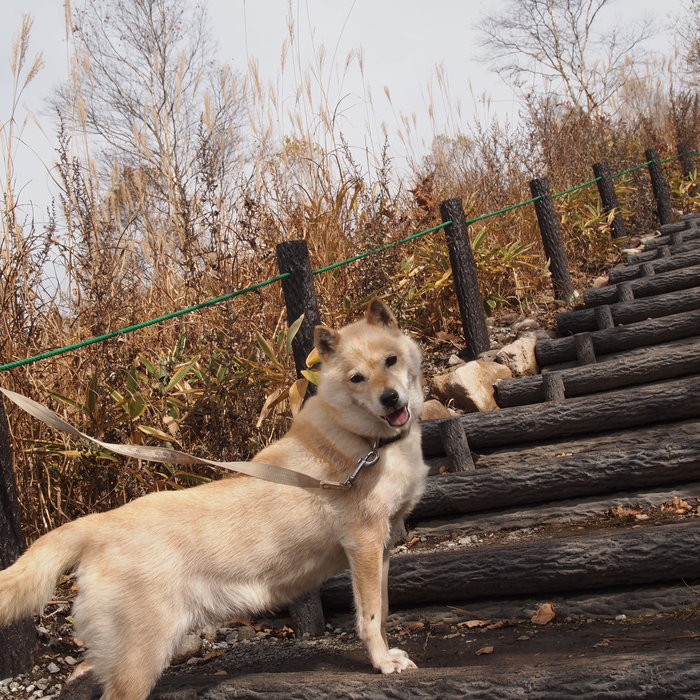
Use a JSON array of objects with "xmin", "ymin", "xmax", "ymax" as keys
[
  {"xmin": 678, "ymin": 141, "xmax": 697, "ymax": 177},
  {"xmin": 438, "ymin": 418, "xmax": 474, "ymax": 472},
  {"xmin": 497, "ymin": 339, "xmax": 700, "ymax": 407},
  {"xmin": 608, "ymin": 248, "xmax": 700, "ymax": 284},
  {"xmin": 541, "ymin": 370, "xmax": 565, "ymax": 401},
  {"xmin": 574, "ymin": 332, "xmax": 596, "ymax": 364},
  {"xmin": 152, "ymin": 649, "xmax": 700, "ymax": 699},
  {"xmin": 645, "ymin": 148, "xmax": 674, "ymax": 226},
  {"xmin": 0, "ymin": 398, "xmax": 36, "ymax": 677},
  {"xmin": 593, "ymin": 305, "xmax": 614, "ymax": 329},
  {"xmin": 641, "ymin": 226, "xmax": 700, "ymax": 249},
  {"xmin": 420, "ymin": 374, "xmax": 700, "ymax": 457},
  {"xmin": 413, "ymin": 439, "xmax": 700, "ymax": 519},
  {"xmin": 275, "ymin": 243, "xmax": 325, "ymax": 637},
  {"xmin": 288, "ymin": 590, "xmax": 326, "ymax": 638},
  {"xmin": 557, "ymin": 286, "xmax": 700, "ymax": 334},
  {"xmin": 439, "ymin": 199, "xmax": 490, "ymax": 359},
  {"xmin": 275, "ymin": 240, "xmax": 322, "ymax": 382},
  {"xmin": 626, "ymin": 239, "xmax": 700, "ymax": 265},
  {"xmin": 322, "ymin": 521, "xmax": 700, "ymax": 608},
  {"xmin": 583, "ymin": 264, "xmax": 700, "ymax": 306},
  {"xmin": 476, "ymin": 417, "xmax": 700, "ymax": 470},
  {"xmin": 537, "ymin": 308, "xmax": 700, "ymax": 368},
  {"xmin": 616, "ymin": 281, "xmax": 634, "ymax": 302},
  {"xmin": 529, "ymin": 178, "xmax": 576, "ymax": 300},
  {"xmin": 593, "ymin": 161, "xmax": 627, "ymax": 238}
]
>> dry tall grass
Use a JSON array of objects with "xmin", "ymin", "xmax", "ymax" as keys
[{"xmin": 1, "ymin": 3, "xmax": 698, "ymax": 539}]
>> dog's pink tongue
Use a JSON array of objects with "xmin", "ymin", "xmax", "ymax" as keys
[{"xmin": 386, "ymin": 406, "xmax": 409, "ymax": 427}]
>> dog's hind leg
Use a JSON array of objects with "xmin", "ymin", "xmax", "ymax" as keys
[{"xmin": 74, "ymin": 584, "xmax": 188, "ymax": 700}]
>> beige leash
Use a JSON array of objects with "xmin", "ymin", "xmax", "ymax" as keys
[{"xmin": 0, "ymin": 387, "xmax": 365, "ymax": 491}]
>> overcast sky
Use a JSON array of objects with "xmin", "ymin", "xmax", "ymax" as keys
[{"xmin": 0, "ymin": 0, "xmax": 688, "ymax": 221}]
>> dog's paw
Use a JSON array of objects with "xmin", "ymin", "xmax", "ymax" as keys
[{"xmin": 377, "ymin": 648, "xmax": 418, "ymax": 674}]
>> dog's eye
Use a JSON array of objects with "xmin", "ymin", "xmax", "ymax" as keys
[
  {"xmin": 385, "ymin": 355, "xmax": 398, "ymax": 367},
  {"xmin": 349, "ymin": 373, "xmax": 365, "ymax": 384}
]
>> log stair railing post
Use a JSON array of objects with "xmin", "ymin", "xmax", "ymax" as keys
[
  {"xmin": 275, "ymin": 240, "xmax": 325, "ymax": 637},
  {"xmin": 542, "ymin": 370, "xmax": 565, "ymax": 402},
  {"xmin": 0, "ymin": 396, "xmax": 36, "ymax": 677},
  {"xmin": 438, "ymin": 418, "xmax": 475, "ymax": 472},
  {"xmin": 645, "ymin": 148, "xmax": 674, "ymax": 226},
  {"xmin": 276, "ymin": 240, "xmax": 322, "ymax": 388},
  {"xmin": 439, "ymin": 198, "xmax": 490, "ymax": 360},
  {"xmin": 574, "ymin": 332, "xmax": 597, "ymax": 365},
  {"xmin": 677, "ymin": 142, "xmax": 696, "ymax": 178},
  {"xmin": 529, "ymin": 177, "xmax": 576, "ymax": 301},
  {"xmin": 592, "ymin": 161, "xmax": 627, "ymax": 239}
]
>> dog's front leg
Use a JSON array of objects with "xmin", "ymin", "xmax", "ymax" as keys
[{"xmin": 347, "ymin": 533, "xmax": 417, "ymax": 674}]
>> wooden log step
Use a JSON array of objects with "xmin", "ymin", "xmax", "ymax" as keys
[
  {"xmin": 420, "ymin": 374, "xmax": 700, "ymax": 457},
  {"xmin": 496, "ymin": 339, "xmax": 700, "ymax": 407},
  {"xmin": 414, "ymin": 484, "xmax": 700, "ymax": 538},
  {"xmin": 583, "ymin": 264, "xmax": 700, "ymax": 306},
  {"xmin": 321, "ymin": 521, "xmax": 700, "ymax": 608},
  {"xmin": 534, "ymin": 308, "xmax": 700, "ymax": 368},
  {"xmin": 412, "ymin": 440, "xmax": 700, "ymax": 518},
  {"xmin": 475, "ymin": 416, "xmax": 700, "ymax": 470},
  {"xmin": 557, "ymin": 286, "xmax": 700, "ymax": 334},
  {"xmin": 642, "ymin": 225, "xmax": 700, "ymax": 247},
  {"xmin": 608, "ymin": 248, "xmax": 700, "ymax": 283},
  {"xmin": 626, "ymin": 239, "xmax": 700, "ymax": 265},
  {"xmin": 153, "ymin": 649, "xmax": 700, "ymax": 699}
]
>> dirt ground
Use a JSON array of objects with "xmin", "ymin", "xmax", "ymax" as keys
[{"xmin": 5, "ymin": 592, "xmax": 698, "ymax": 699}]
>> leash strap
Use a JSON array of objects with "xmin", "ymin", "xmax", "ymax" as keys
[{"xmin": 0, "ymin": 387, "xmax": 362, "ymax": 491}]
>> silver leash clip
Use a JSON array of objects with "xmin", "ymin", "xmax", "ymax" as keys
[{"xmin": 342, "ymin": 449, "xmax": 380, "ymax": 488}]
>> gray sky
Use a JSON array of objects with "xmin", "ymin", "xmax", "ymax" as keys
[{"xmin": 0, "ymin": 0, "xmax": 687, "ymax": 221}]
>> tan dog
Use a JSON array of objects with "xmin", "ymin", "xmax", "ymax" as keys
[{"xmin": 0, "ymin": 299, "xmax": 429, "ymax": 699}]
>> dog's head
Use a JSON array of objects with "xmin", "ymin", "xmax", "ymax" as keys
[{"xmin": 313, "ymin": 299, "xmax": 424, "ymax": 438}]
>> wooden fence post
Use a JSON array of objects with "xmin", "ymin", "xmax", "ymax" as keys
[
  {"xmin": 0, "ymin": 397, "xmax": 36, "ymax": 677},
  {"xmin": 677, "ymin": 142, "xmax": 696, "ymax": 178},
  {"xmin": 645, "ymin": 148, "xmax": 674, "ymax": 226},
  {"xmin": 529, "ymin": 177, "xmax": 576, "ymax": 301},
  {"xmin": 592, "ymin": 161, "xmax": 627, "ymax": 239},
  {"xmin": 439, "ymin": 198, "xmax": 490, "ymax": 360},
  {"xmin": 274, "ymin": 240, "xmax": 325, "ymax": 637},
  {"xmin": 275, "ymin": 240, "xmax": 322, "ymax": 385}
]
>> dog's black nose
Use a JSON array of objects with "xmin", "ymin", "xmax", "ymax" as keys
[{"xmin": 380, "ymin": 388, "xmax": 399, "ymax": 408}]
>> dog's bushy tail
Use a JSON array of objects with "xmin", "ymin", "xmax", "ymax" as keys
[{"xmin": 0, "ymin": 520, "xmax": 86, "ymax": 625}]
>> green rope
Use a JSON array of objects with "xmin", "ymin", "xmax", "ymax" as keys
[
  {"xmin": 551, "ymin": 176, "xmax": 602, "ymax": 198},
  {"xmin": 1, "ymin": 151, "xmax": 690, "ymax": 373},
  {"xmin": 611, "ymin": 160, "xmax": 653, "ymax": 179},
  {"xmin": 0, "ymin": 223, "xmax": 452, "ymax": 373},
  {"xmin": 0, "ymin": 274, "xmax": 290, "ymax": 372},
  {"xmin": 312, "ymin": 221, "xmax": 450, "ymax": 275},
  {"xmin": 466, "ymin": 196, "xmax": 541, "ymax": 225}
]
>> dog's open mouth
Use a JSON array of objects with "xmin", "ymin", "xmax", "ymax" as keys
[{"xmin": 384, "ymin": 406, "xmax": 410, "ymax": 428}]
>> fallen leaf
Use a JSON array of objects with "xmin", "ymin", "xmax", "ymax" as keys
[
  {"xmin": 400, "ymin": 622, "xmax": 426, "ymax": 636},
  {"xmin": 458, "ymin": 619, "xmax": 491, "ymax": 629},
  {"xmin": 531, "ymin": 602, "xmax": 556, "ymax": 625},
  {"xmin": 475, "ymin": 645, "xmax": 495, "ymax": 656}
]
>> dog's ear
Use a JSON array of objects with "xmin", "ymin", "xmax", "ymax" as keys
[
  {"xmin": 366, "ymin": 298, "xmax": 398, "ymax": 330},
  {"xmin": 314, "ymin": 325, "xmax": 340, "ymax": 357}
]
